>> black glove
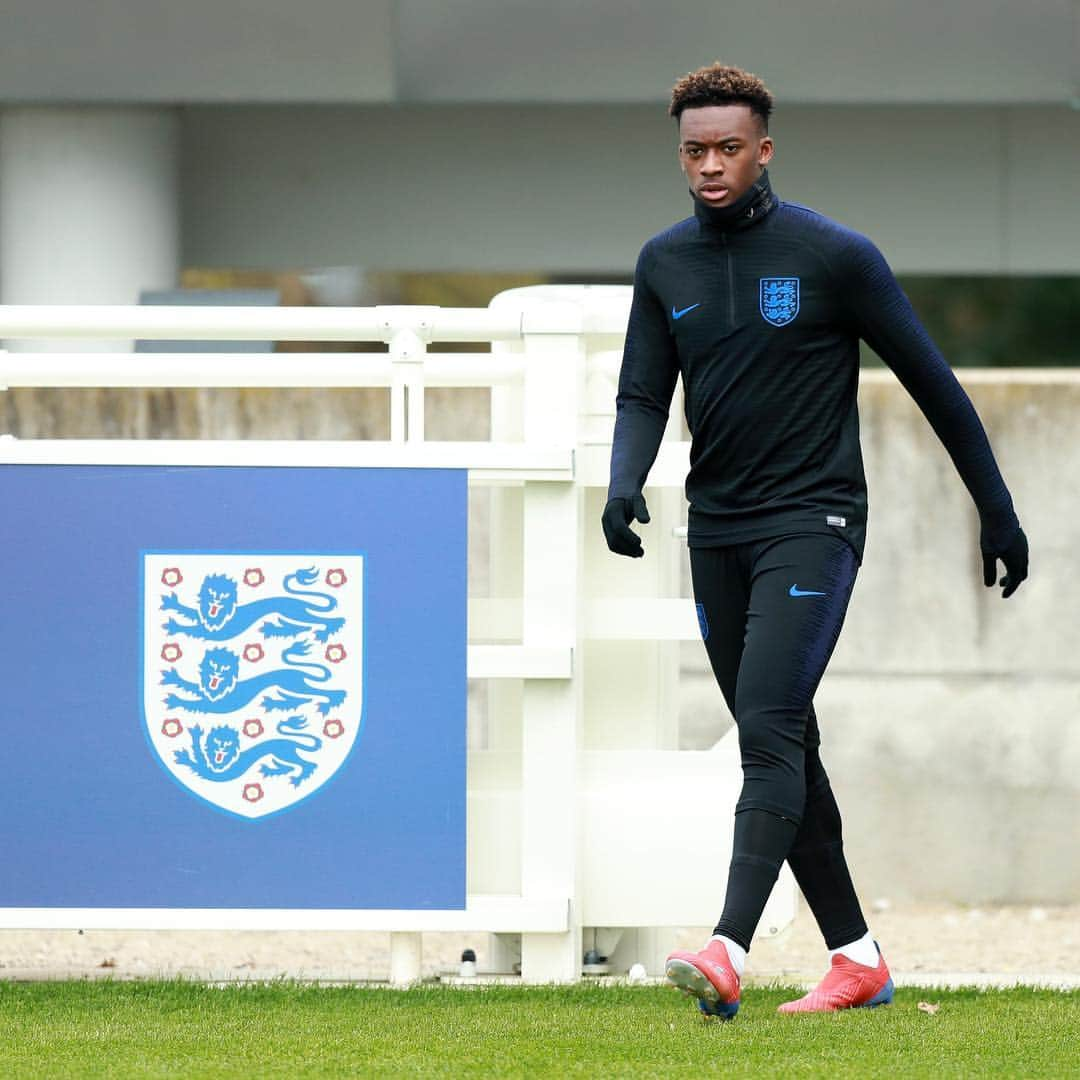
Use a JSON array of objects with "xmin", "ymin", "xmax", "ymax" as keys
[
  {"xmin": 602, "ymin": 494, "xmax": 651, "ymax": 558},
  {"xmin": 981, "ymin": 525, "xmax": 1028, "ymax": 599}
]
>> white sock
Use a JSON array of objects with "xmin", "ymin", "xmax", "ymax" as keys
[
  {"xmin": 708, "ymin": 934, "xmax": 746, "ymax": 976},
  {"xmin": 830, "ymin": 930, "xmax": 879, "ymax": 968}
]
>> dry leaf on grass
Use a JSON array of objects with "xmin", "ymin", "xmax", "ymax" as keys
[{"xmin": 917, "ymin": 1001, "xmax": 940, "ymax": 1015}]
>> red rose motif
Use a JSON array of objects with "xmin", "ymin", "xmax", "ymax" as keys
[
  {"xmin": 161, "ymin": 643, "xmax": 182, "ymax": 663},
  {"xmin": 161, "ymin": 718, "xmax": 183, "ymax": 738},
  {"xmin": 325, "ymin": 644, "xmax": 346, "ymax": 663},
  {"xmin": 243, "ymin": 568, "xmax": 265, "ymax": 588},
  {"xmin": 161, "ymin": 568, "xmax": 183, "ymax": 587},
  {"xmin": 243, "ymin": 643, "xmax": 265, "ymax": 663},
  {"xmin": 243, "ymin": 718, "xmax": 264, "ymax": 739},
  {"xmin": 323, "ymin": 718, "xmax": 345, "ymax": 739},
  {"xmin": 325, "ymin": 568, "xmax": 347, "ymax": 588},
  {"xmin": 242, "ymin": 783, "xmax": 263, "ymax": 803}
]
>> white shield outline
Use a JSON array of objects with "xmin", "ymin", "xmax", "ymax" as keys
[
  {"xmin": 759, "ymin": 276, "xmax": 801, "ymax": 327},
  {"xmin": 141, "ymin": 551, "xmax": 365, "ymax": 821}
]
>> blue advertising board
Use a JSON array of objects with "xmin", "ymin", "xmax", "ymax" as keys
[{"xmin": 0, "ymin": 465, "xmax": 467, "ymax": 910}]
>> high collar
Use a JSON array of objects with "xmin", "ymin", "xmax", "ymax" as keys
[{"xmin": 692, "ymin": 169, "xmax": 776, "ymax": 235}]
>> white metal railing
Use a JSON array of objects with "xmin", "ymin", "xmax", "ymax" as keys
[
  {"xmin": 0, "ymin": 351, "xmax": 526, "ymax": 388},
  {"xmin": 0, "ymin": 303, "xmax": 528, "ymax": 341},
  {"xmin": 0, "ymin": 288, "xmax": 795, "ymax": 983}
]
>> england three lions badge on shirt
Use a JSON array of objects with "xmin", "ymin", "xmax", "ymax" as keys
[
  {"xmin": 142, "ymin": 552, "xmax": 364, "ymax": 820},
  {"xmin": 760, "ymin": 277, "xmax": 800, "ymax": 327}
]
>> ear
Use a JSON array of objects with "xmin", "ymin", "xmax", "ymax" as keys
[
  {"xmin": 758, "ymin": 137, "xmax": 775, "ymax": 168},
  {"xmin": 677, "ymin": 143, "xmax": 686, "ymax": 175}
]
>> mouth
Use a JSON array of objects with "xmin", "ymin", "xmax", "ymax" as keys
[
  {"xmin": 209, "ymin": 675, "xmax": 221, "ymax": 690},
  {"xmin": 209, "ymin": 603, "xmax": 220, "ymax": 617},
  {"xmin": 214, "ymin": 750, "xmax": 226, "ymax": 764},
  {"xmin": 698, "ymin": 183, "xmax": 730, "ymax": 203}
]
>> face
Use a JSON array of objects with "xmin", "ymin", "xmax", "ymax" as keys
[{"xmin": 678, "ymin": 104, "xmax": 774, "ymax": 207}]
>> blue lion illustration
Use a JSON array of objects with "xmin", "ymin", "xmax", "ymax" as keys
[
  {"xmin": 763, "ymin": 281, "xmax": 796, "ymax": 298},
  {"xmin": 161, "ymin": 640, "xmax": 346, "ymax": 716},
  {"xmin": 161, "ymin": 567, "xmax": 345, "ymax": 642},
  {"xmin": 173, "ymin": 716, "xmax": 323, "ymax": 787}
]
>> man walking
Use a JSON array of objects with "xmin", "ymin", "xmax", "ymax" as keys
[{"xmin": 602, "ymin": 63, "xmax": 1028, "ymax": 1017}]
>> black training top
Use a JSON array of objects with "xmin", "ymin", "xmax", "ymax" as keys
[{"xmin": 608, "ymin": 170, "xmax": 1019, "ymax": 558}]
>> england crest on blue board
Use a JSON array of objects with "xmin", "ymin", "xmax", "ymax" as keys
[
  {"xmin": 143, "ymin": 553, "xmax": 363, "ymax": 819},
  {"xmin": 759, "ymin": 277, "xmax": 800, "ymax": 327}
]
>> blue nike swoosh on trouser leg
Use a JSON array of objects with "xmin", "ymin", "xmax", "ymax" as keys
[{"xmin": 789, "ymin": 585, "xmax": 827, "ymax": 597}]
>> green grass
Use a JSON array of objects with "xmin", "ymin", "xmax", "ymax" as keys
[{"xmin": 0, "ymin": 981, "xmax": 1076, "ymax": 1078}]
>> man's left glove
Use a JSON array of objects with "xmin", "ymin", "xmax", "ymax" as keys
[{"xmin": 981, "ymin": 525, "xmax": 1028, "ymax": 599}]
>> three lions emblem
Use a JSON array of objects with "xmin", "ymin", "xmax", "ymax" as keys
[
  {"xmin": 143, "ymin": 553, "xmax": 363, "ymax": 819},
  {"xmin": 759, "ymin": 277, "xmax": 800, "ymax": 327}
]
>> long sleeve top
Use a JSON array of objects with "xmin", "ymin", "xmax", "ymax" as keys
[{"xmin": 608, "ymin": 169, "xmax": 1019, "ymax": 558}]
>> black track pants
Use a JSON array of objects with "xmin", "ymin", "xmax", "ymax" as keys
[{"xmin": 691, "ymin": 533, "xmax": 867, "ymax": 950}]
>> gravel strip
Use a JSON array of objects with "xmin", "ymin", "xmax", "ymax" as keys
[{"xmin": 1, "ymin": 904, "xmax": 1075, "ymax": 983}]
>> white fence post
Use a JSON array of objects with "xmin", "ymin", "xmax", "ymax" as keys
[
  {"xmin": 389, "ymin": 932, "xmax": 423, "ymax": 985},
  {"xmin": 383, "ymin": 306, "xmax": 434, "ymax": 443},
  {"xmin": 513, "ymin": 297, "xmax": 585, "ymax": 982},
  {"xmin": 577, "ymin": 287, "xmax": 684, "ymax": 972}
]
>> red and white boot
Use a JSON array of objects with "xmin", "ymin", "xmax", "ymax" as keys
[
  {"xmin": 778, "ymin": 942, "xmax": 894, "ymax": 1013},
  {"xmin": 665, "ymin": 939, "xmax": 741, "ymax": 1019}
]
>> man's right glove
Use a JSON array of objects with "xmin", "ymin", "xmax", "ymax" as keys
[
  {"xmin": 981, "ymin": 525, "xmax": 1029, "ymax": 599},
  {"xmin": 602, "ymin": 494, "xmax": 651, "ymax": 558}
]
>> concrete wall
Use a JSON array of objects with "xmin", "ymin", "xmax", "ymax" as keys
[
  {"xmin": 680, "ymin": 371, "xmax": 1080, "ymax": 904},
  {"xmin": 836, "ymin": 372, "xmax": 1078, "ymax": 905},
  {"xmin": 0, "ymin": 1, "xmax": 397, "ymax": 104},
  {"xmin": 393, "ymin": 0, "xmax": 1077, "ymax": 106},
  {"xmin": 179, "ymin": 104, "xmax": 1080, "ymax": 274},
  {"xmin": 0, "ymin": 0, "xmax": 1072, "ymax": 105}
]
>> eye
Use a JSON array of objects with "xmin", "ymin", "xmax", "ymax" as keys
[{"xmin": 724, "ymin": 144, "xmax": 739, "ymax": 153}]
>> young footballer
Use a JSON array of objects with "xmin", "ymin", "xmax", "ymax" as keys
[{"xmin": 602, "ymin": 63, "xmax": 1028, "ymax": 1017}]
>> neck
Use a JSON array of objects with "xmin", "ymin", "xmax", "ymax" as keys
[{"xmin": 692, "ymin": 169, "xmax": 775, "ymax": 233}]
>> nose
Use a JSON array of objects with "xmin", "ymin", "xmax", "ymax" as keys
[{"xmin": 700, "ymin": 149, "xmax": 725, "ymax": 175}]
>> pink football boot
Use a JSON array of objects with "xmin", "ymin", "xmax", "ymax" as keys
[
  {"xmin": 778, "ymin": 942, "xmax": 894, "ymax": 1013},
  {"xmin": 665, "ymin": 939, "xmax": 741, "ymax": 1019}
]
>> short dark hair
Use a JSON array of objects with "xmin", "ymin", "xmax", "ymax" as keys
[{"xmin": 669, "ymin": 63, "xmax": 774, "ymax": 132}]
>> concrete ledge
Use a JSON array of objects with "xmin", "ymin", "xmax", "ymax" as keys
[{"xmin": 0, "ymin": 895, "xmax": 570, "ymax": 933}]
